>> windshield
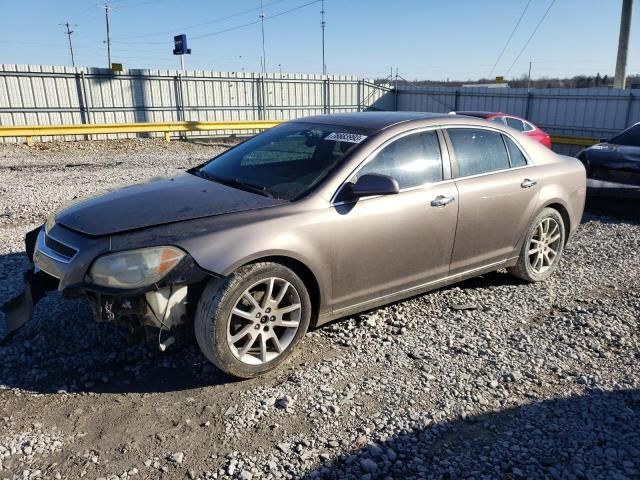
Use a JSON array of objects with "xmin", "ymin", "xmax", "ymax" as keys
[
  {"xmin": 195, "ymin": 122, "xmax": 373, "ymax": 200},
  {"xmin": 608, "ymin": 124, "xmax": 640, "ymax": 147}
]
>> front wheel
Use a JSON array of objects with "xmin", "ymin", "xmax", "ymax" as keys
[
  {"xmin": 194, "ymin": 262, "xmax": 311, "ymax": 378},
  {"xmin": 508, "ymin": 208, "xmax": 566, "ymax": 282}
]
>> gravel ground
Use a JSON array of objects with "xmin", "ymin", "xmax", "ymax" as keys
[{"xmin": 0, "ymin": 139, "xmax": 639, "ymax": 480}]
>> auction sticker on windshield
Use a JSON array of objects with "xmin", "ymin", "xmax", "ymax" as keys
[{"xmin": 325, "ymin": 132, "xmax": 368, "ymax": 143}]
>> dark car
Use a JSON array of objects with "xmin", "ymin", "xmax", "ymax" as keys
[
  {"xmin": 576, "ymin": 123, "xmax": 640, "ymax": 201},
  {"xmin": 2, "ymin": 112, "xmax": 586, "ymax": 378},
  {"xmin": 451, "ymin": 111, "xmax": 552, "ymax": 148}
]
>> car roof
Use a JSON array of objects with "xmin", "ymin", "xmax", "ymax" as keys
[
  {"xmin": 296, "ymin": 111, "xmax": 451, "ymax": 130},
  {"xmin": 453, "ymin": 110, "xmax": 505, "ymax": 118}
]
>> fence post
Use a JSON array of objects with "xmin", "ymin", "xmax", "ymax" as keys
[
  {"xmin": 524, "ymin": 91, "xmax": 533, "ymax": 120},
  {"xmin": 624, "ymin": 91, "xmax": 634, "ymax": 128},
  {"xmin": 453, "ymin": 89, "xmax": 460, "ymax": 111},
  {"xmin": 322, "ymin": 78, "xmax": 329, "ymax": 114},
  {"xmin": 356, "ymin": 80, "xmax": 362, "ymax": 112},
  {"xmin": 260, "ymin": 75, "xmax": 268, "ymax": 120},
  {"xmin": 393, "ymin": 86, "xmax": 398, "ymax": 111},
  {"xmin": 79, "ymin": 71, "xmax": 92, "ymax": 141}
]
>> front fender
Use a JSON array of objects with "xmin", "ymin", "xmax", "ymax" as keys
[{"xmin": 110, "ymin": 207, "xmax": 334, "ymax": 316}]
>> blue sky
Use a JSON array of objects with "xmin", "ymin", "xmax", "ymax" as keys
[{"xmin": 0, "ymin": 0, "xmax": 637, "ymax": 80}]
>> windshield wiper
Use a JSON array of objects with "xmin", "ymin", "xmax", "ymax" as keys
[{"xmin": 193, "ymin": 169, "xmax": 274, "ymax": 198}]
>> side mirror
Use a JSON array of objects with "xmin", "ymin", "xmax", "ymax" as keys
[
  {"xmin": 599, "ymin": 138, "xmax": 609, "ymax": 143},
  {"xmin": 351, "ymin": 174, "xmax": 400, "ymax": 197}
]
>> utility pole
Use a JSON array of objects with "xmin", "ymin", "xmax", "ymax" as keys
[
  {"xmin": 61, "ymin": 22, "xmax": 75, "ymax": 67},
  {"xmin": 259, "ymin": 0, "xmax": 266, "ymax": 74},
  {"xmin": 103, "ymin": 2, "xmax": 112, "ymax": 68},
  {"xmin": 527, "ymin": 61, "xmax": 532, "ymax": 92},
  {"xmin": 321, "ymin": 0, "xmax": 326, "ymax": 75},
  {"xmin": 614, "ymin": 0, "xmax": 633, "ymax": 89}
]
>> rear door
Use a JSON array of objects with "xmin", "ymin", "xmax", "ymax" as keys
[
  {"xmin": 445, "ymin": 127, "xmax": 540, "ymax": 274},
  {"xmin": 328, "ymin": 129, "xmax": 458, "ymax": 312}
]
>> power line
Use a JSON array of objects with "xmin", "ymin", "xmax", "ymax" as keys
[
  {"xmin": 193, "ymin": 0, "xmax": 320, "ymax": 40},
  {"xmin": 505, "ymin": 0, "xmax": 557, "ymax": 76},
  {"xmin": 113, "ymin": 0, "xmax": 321, "ymax": 45},
  {"xmin": 116, "ymin": 0, "xmax": 290, "ymax": 40},
  {"xmin": 113, "ymin": 0, "xmax": 163, "ymax": 8},
  {"xmin": 67, "ymin": 3, "xmax": 101, "ymax": 23},
  {"xmin": 488, "ymin": 0, "xmax": 532, "ymax": 78}
]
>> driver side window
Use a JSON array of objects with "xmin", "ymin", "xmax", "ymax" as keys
[{"xmin": 355, "ymin": 130, "xmax": 443, "ymax": 189}]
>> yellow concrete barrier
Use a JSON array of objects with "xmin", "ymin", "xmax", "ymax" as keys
[
  {"xmin": 550, "ymin": 135, "xmax": 599, "ymax": 148},
  {"xmin": 0, "ymin": 120, "xmax": 600, "ymax": 149},
  {"xmin": 0, "ymin": 120, "xmax": 283, "ymax": 145}
]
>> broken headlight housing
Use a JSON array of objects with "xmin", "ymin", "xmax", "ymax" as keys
[
  {"xmin": 88, "ymin": 246, "xmax": 185, "ymax": 289},
  {"xmin": 45, "ymin": 212, "xmax": 56, "ymax": 234}
]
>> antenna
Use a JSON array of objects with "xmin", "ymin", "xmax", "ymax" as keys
[
  {"xmin": 102, "ymin": 2, "xmax": 112, "ymax": 68},
  {"xmin": 321, "ymin": 0, "xmax": 326, "ymax": 75},
  {"xmin": 259, "ymin": 0, "xmax": 266, "ymax": 74}
]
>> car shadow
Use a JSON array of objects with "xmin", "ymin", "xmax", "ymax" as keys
[
  {"xmin": 585, "ymin": 198, "xmax": 640, "ymax": 223},
  {"xmin": 0, "ymin": 251, "xmax": 239, "ymax": 394},
  {"xmin": 302, "ymin": 388, "xmax": 640, "ymax": 479}
]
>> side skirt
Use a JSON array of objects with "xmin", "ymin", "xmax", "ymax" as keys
[{"xmin": 316, "ymin": 258, "xmax": 518, "ymax": 326}]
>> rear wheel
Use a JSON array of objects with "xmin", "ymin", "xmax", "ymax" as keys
[
  {"xmin": 195, "ymin": 262, "xmax": 311, "ymax": 378},
  {"xmin": 508, "ymin": 208, "xmax": 565, "ymax": 282}
]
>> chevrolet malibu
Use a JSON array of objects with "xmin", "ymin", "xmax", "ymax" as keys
[{"xmin": 2, "ymin": 112, "xmax": 586, "ymax": 378}]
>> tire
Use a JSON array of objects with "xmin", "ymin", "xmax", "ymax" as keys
[
  {"xmin": 194, "ymin": 262, "xmax": 311, "ymax": 378},
  {"xmin": 508, "ymin": 207, "xmax": 566, "ymax": 282}
]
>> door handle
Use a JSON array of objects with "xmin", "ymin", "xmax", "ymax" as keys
[
  {"xmin": 521, "ymin": 178, "xmax": 537, "ymax": 188},
  {"xmin": 431, "ymin": 195, "xmax": 456, "ymax": 207}
]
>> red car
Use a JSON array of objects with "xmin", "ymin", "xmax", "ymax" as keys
[{"xmin": 451, "ymin": 111, "xmax": 552, "ymax": 149}]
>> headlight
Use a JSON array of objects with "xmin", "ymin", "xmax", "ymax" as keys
[
  {"xmin": 45, "ymin": 212, "xmax": 56, "ymax": 234},
  {"xmin": 88, "ymin": 246, "xmax": 185, "ymax": 289}
]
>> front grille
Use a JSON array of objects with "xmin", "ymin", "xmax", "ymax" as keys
[{"xmin": 44, "ymin": 234, "xmax": 78, "ymax": 260}]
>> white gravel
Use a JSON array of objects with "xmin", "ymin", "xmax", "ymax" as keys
[{"xmin": 0, "ymin": 139, "xmax": 638, "ymax": 480}]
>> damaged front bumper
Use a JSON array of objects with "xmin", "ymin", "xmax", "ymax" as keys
[{"xmin": 1, "ymin": 224, "xmax": 214, "ymax": 342}]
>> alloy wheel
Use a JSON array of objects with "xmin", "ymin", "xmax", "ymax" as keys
[
  {"xmin": 527, "ymin": 217, "xmax": 562, "ymax": 274},
  {"xmin": 226, "ymin": 277, "xmax": 302, "ymax": 365}
]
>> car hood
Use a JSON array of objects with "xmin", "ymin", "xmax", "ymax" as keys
[{"xmin": 55, "ymin": 173, "xmax": 288, "ymax": 236}]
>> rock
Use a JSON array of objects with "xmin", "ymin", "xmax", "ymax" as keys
[
  {"xmin": 277, "ymin": 442, "xmax": 291, "ymax": 452},
  {"xmin": 276, "ymin": 395, "xmax": 294, "ymax": 410},
  {"xmin": 168, "ymin": 452, "xmax": 184, "ymax": 464}
]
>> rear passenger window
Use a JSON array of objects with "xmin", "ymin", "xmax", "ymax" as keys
[
  {"xmin": 505, "ymin": 117, "xmax": 525, "ymax": 131},
  {"xmin": 357, "ymin": 130, "xmax": 443, "ymax": 189},
  {"xmin": 448, "ymin": 128, "xmax": 510, "ymax": 177},
  {"xmin": 503, "ymin": 135, "xmax": 528, "ymax": 167}
]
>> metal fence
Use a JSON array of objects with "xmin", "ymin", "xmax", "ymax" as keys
[
  {"xmin": 3, "ymin": 64, "xmax": 639, "ymax": 152},
  {"xmin": 0, "ymin": 64, "xmax": 393, "ymax": 142},
  {"xmin": 396, "ymin": 85, "xmax": 639, "ymax": 141}
]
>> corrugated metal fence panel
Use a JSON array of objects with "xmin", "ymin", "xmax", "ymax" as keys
[
  {"xmin": 0, "ymin": 65, "xmax": 389, "ymax": 142},
  {"xmin": 397, "ymin": 85, "xmax": 640, "ymax": 140}
]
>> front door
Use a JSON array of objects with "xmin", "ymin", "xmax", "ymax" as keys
[{"xmin": 328, "ymin": 129, "xmax": 459, "ymax": 313}]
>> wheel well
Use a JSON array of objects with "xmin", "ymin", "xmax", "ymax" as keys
[
  {"xmin": 546, "ymin": 203, "xmax": 571, "ymax": 244},
  {"xmin": 247, "ymin": 256, "xmax": 321, "ymax": 326}
]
